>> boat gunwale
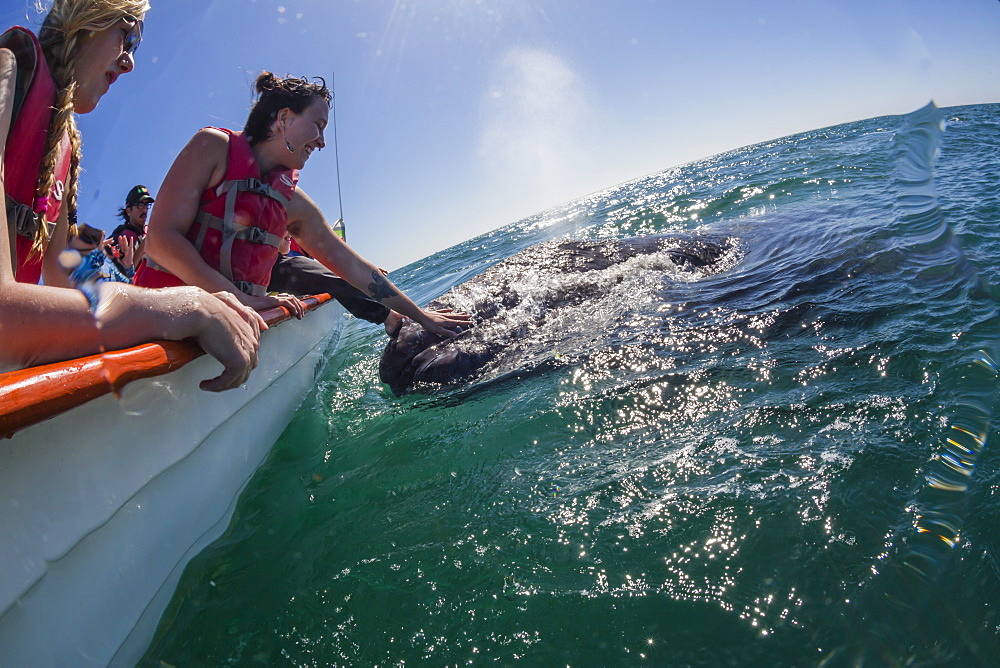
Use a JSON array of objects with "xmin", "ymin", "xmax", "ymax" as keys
[{"xmin": 0, "ymin": 292, "xmax": 333, "ymax": 438}]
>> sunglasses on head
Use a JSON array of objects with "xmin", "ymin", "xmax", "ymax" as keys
[{"xmin": 122, "ymin": 16, "xmax": 143, "ymax": 56}]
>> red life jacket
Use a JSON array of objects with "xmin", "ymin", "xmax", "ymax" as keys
[
  {"xmin": 134, "ymin": 129, "xmax": 297, "ymax": 296},
  {"xmin": 1, "ymin": 26, "xmax": 73, "ymax": 284}
]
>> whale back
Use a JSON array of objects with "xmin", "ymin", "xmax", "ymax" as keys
[{"xmin": 380, "ymin": 234, "xmax": 736, "ymax": 395}]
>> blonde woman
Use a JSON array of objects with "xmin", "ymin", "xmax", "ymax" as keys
[{"xmin": 1, "ymin": 0, "xmax": 263, "ymax": 391}]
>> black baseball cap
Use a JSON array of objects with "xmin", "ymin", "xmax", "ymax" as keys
[{"xmin": 125, "ymin": 185, "xmax": 155, "ymax": 205}]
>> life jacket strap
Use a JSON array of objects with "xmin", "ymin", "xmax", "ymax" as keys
[
  {"xmin": 140, "ymin": 256, "xmax": 267, "ymax": 297},
  {"xmin": 6, "ymin": 194, "xmax": 53, "ymax": 239},
  {"xmin": 192, "ymin": 211, "xmax": 283, "ymax": 251},
  {"xmin": 142, "ymin": 255, "xmax": 170, "ymax": 273},
  {"xmin": 233, "ymin": 280, "xmax": 268, "ymax": 297},
  {"xmin": 213, "ymin": 177, "xmax": 291, "ymax": 208},
  {"xmin": 200, "ymin": 177, "xmax": 289, "ymax": 284},
  {"xmin": 6, "ymin": 194, "xmax": 38, "ymax": 236}
]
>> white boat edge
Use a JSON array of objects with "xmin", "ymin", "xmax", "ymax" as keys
[{"xmin": 0, "ymin": 301, "xmax": 346, "ymax": 666}]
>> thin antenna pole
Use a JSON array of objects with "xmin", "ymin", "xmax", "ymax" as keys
[{"xmin": 331, "ymin": 72, "xmax": 345, "ymax": 226}]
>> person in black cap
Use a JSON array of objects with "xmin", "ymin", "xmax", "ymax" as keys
[{"xmin": 106, "ymin": 184, "xmax": 154, "ymax": 272}]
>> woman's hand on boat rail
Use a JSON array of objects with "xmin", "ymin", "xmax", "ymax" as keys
[
  {"xmin": 189, "ymin": 290, "xmax": 267, "ymax": 391},
  {"xmin": 239, "ymin": 291, "xmax": 306, "ymax": 320},
  {"xmin": 87, "ymin": 284, "xmax": 264, "ymax": 392}
]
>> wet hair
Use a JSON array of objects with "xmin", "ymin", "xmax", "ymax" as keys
[
  {"xmin": 244, "ymin": 71, "xmax": 331, "ymax": 147},
  {"xmin": 29, "ymin": 0, "xmax": 150, "ymax": 255}
]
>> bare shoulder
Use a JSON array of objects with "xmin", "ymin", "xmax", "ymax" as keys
[
  {"xmin": 183, "ymin": 127, "xmax": 230, "ymax": 157},
  {"xmin": 166, "ymin": 128, "xmax": 230, "ymax": 188}
]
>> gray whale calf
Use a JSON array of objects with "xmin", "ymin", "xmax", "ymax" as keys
[{"xmin": 380, "ymin": 234, "xmax": 735, "ymax": 395}]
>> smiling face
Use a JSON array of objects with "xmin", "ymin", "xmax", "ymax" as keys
[
  {"xmin": 275, "ymin": 98, "xmax": 329, "ymax": 170},
  {"xmin": 71, "ymin": 18, "xmax": 140, "ymax": 114}
]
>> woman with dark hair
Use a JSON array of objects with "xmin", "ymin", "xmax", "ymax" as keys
[
  {"xmin": 135, "ymin": 72, "xmax": 469, "ymax": 339},
  {"xmin": 1, "ymin": 0, "xmax": 265, "ymax": 391}
]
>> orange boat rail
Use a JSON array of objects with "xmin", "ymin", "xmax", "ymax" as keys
[{"xmin": 0, "ymin": 293, "xmax": 333, "ymax": 438}]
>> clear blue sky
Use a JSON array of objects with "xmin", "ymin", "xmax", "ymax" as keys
[{"xmin": 4, "ymin": 0, "xmax": 999, "ymax": 269}]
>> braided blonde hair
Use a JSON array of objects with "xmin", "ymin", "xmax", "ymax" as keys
[{"xmin": 28, "ymin": 0, "xmax": 150, "ymax": 254}]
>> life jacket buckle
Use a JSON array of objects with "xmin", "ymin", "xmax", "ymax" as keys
[
  {"xmin": 244, "ymin": 226, "xmax": 267, "ymax": 245},
  {"xmin": 244, "ymin": 178, "xmax": 269, "ymax": 197},
  {"xmin": 6, "ymin": 195, "xmax": 40, "ymax": 237},
  {"xmin": 233, "ymin": 280, "xmax": 255, "ymax": 295}
]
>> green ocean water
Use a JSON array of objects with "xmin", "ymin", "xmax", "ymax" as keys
[{"xmin": 143, "ymin": 103, "xmax": 1000, "ymax": 665}]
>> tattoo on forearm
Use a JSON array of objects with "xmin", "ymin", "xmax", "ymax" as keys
[{"xmin": 368, "ymin": 270, "xmax": 399, "ymax": 302}]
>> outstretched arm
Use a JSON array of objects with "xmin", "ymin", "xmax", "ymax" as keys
[
  {"xmin": 0, "ymin": 48, "xmax": 102, "ymax": 363},
  {"xmin": 0, "ymin": 54, "xmax": 263, "ymax": 389},
  {"xmin": 287, "ymin": 188, "xmax": 470, "ymax": 337}
]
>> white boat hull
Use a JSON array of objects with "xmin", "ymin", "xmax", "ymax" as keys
[{"xmin": 0, "ymin": 302, "xmax": 345, "ymax": 666}]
